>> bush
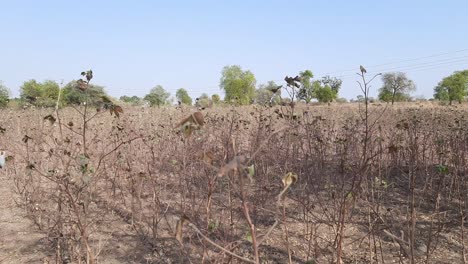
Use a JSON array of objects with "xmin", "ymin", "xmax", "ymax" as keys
[{"xmin": 0, "ymin": 82, "xmax": 10, "ymax": 108}]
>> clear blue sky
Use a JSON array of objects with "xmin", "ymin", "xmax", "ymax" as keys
[{"xmin": 1, "ymin": 0, "xmax": 467, "ymax": 100}]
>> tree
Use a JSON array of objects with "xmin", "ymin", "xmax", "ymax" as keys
[
  {"xmin": 62, "ymin": 80, "xmax": 108, "ymax": 106},
  {"xmin": 211, "ymin": 94, "xmax": 221, "ymax": 105},
  {"xmin": 144, "ymin": 85, "xmax": 170, "ymax": 107},
  {"xmin": 297, "ymin": 71, "xmax": 342, "ymax": 103},
  {"xmin": 176, "ymin": 88, "xmax": 192, "ymax": 105},
  {"xmin": 378, "ymin": 72, "xmax": 416, "ymax": 105},
  {"xmin": 195, "ymin": 93, "xmax": 212, "ymax": 108},
  {"xmin": 297, "ymin": 70, "xmax": 314, "ymax": 103},
  {"xmin": 256, "ymin": 81, "xmax": 281, "ymax": 105},
  {"xmin": 315, "ymin": 85, "xmax": 336, "ymax": 103},
  {"xmin": 20, "ymin": 79, "xmax": 60, "ymax": 107},
  {"xmin": 220, "ymin": 65, "xmax": 256, "ymax": 105},
  {"xmin": 321, "ymin": 75, "xmax": 342, "ymax": 94},
  {"xmin": 0, "ymin": 81, "xmax": 10, "ymax": 108},
  {"xmin": 255, "ymin": 88, "xmax": 273, "ymax": 105},
  {"xmin": 120, "ymin": 95, "xmax": 142, "ymax": 105},
  {"xmin": 434, "ymin": 71, "xmax": 468, "ymax": 104}
]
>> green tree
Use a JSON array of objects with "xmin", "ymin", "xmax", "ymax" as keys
[
  {"xmin": 20, "ymin": 79, "xmax": 60, "ymax": 107},
  {"xmin": 297, "ymin": 70, "xmax": 314, "ymax": 103},
  {"xmin": 256, "ymin": 81, "xmax": 281, "ymax": 105},
  {"xmin": 315, "ymin": 85, "xmax": 336, "ymax": 103},
  {"xmin": 434, "ymin": 71, "xmax": 468, "ymax": 104},
  {"xmin": 62, "ymin": 80, "xmax": 108, "ymax": 106},
  {"xmin": 144, "ymin": 85, "xmax": 170, "ymax": 107},
  {"xmin": 120, "ymin": 95, "xmax": 142, "ymax": 105},
  {"xmin": 378, "ymin": 72, "xmax": 416, "ymax": 105},
  {"xmin": 20, "ymin": 80, "xmax": 42, "ymax": 103},
  {"xmin": 321, "ymin": 75, "xmax": 342, "ymax": 94},
  {"xmin": 220, "ymin": 65, "xmax": 256, "ymax": 105},
  {"xmin": 255, "ymin": 88, "xmax": 273, "ymax": 105},
  {"xmin": 0, "ymin": 81, "xmax": 10, "ymax": 108},
  {"xmin": 176, "ymin": 88, "xmax": 192, "ymax": 105},
  {"xmin": 196, "ymin": 93, "xmax": 212, "ymax": 108},
  {"xmin": 211, "ymin": 94, "xmax": 221, "ymax": 104}
]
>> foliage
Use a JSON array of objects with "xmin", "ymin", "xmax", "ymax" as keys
[
  {"xmin": 176, "ymin": 88, "xmax": 192, "ymax": 105},
  {"xmin": 144, "ymin": 85, "xmax": 170, "ymax": 107},
  {"xmin": 321, "ymin": 75, "xmax": 342, "ymax": 94},
  {"xmin": 0, "ymin": 81, "xmax": 10, "ymax": 108},
  {"xmin": 297, "ymin": 71, "xmax": 341, "ymax": 103},
  {"xmin": 62, "ymin": 80, "xmax": 108, "ymax": 106},
  {"xmin": 196, "ymin": 93, "xmax": 212, "ymax": 108},
  {"xmin": 434, "ymin": 70, "xmax": 468, "ymax": 104},
  {"xmin": 220, "ymin": 65, "xmax": 256, "ymax": 105},
  {"xmin": 254, "ymin": 88, "xmax": 273, "ymax": 105},
  {"xmin": 211, "ymin": 94, "xmax": 221, "ymax": 104},
  {"xmin": 256, "ymin": 81, "xmax": 281, "ymax": 105},
  {"xmin": 378, "ymin": 72, "xmax": 415, "ymax": 104},
  {"xmin": 119, "ymin": 95, "xmax": 142, "ymax": 106},
  {"xmin": 20, "ymin": 79, "xmax": 60, "ymax": 107},
  {"xmin": 335, "ymin": 97, "xmax": 348, "ymax": 103},
  {"xmin": 315, "ymin": 85, "xmax": 336, "ymax": 103},
  {"xmin": 297, "ymin": 70, "xmax": 314, "ymax": 103}
]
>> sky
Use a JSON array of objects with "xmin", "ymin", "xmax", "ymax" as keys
[{"xmin": 0, "ymin": 0, "xmax": 467, "ymax": 100}]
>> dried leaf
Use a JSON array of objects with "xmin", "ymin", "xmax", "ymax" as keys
[
  {"xmin": 175, "ymin": 112, "xmax": 204, "ymax": 129},
  {"xmin": 175, "ymin": 215, "xmax": 189, "ymax": 245},
  {"xmin": 200, "ymin": 151, "xmax": 214, "ymax": 165},
  {"xmin": 282, "ymin": 172, "xmax": 298, "ymax": 187},
  {"xmin": 278, "ymin": 172, "xmax": 298, "ymax": 202},
  {"xmin": 43, "ymin": 114, "xmax": 56, "ymax": 125},
  {"xmin": 110, "ymin": 105, "xmax": 123, "ymax": 117},
  {"xmin": 86, "ymin": 70, "xmax": 93, "ymax": 81},
  {"xmin": 22, "ymin": 135, "xmax": 32, "ymax": 143},
  {"xmin": 76, "ymin": 79, "xmax": 87, "ymax": 91}
]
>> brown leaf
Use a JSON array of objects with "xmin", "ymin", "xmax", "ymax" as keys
[
  {"xmin": 175, "ymin": 215, "xmax": 190, "ymax": 245},
  {"xmin": 43, "ymin": 114, "xmax": 56, "ymax": 125},
  {"xmin": 22, "ymin": 135, "xmax": 32, "ymax": 143}
]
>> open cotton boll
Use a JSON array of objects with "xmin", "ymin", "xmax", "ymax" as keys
[{"xmin": 0, "ymin": 151, "xmax": 5, "ymax": 169}]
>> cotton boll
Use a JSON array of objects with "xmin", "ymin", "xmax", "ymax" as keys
[{"xmin": 0, "ymin": 151, "xmax": 5, "ymax": 169}]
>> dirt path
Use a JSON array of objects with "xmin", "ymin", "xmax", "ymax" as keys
[{"xmin": 0, "ymin": 171, "xmax": 46, "ymax": 264}]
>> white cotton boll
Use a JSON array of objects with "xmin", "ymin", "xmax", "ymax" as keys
[{"xmin": 0, "ymin": 151, "xmax": 5, "ymax": 169}]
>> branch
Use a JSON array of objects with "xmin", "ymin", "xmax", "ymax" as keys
[
  {"xmin": 187, "ymin": 222, "xmax": 256, "ymax": 264},
  {"xmin": 95, "ymin": 136, "xmax": 142, "ymax": 171}
]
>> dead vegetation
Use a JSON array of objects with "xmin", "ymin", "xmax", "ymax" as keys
[{"xmin": 0, "ymin": 101, "xmax": 467, "ymax": 263}]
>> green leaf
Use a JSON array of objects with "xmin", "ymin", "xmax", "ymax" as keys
[
  {"xmin": 248, "ymin": 164, "xmax": 255, "ymax": 178},
  {"xmin": 245, "ymin": 231, "xmax": 252, "ymax": 242}
]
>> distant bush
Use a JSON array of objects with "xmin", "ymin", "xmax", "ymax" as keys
[
  {"xmin": 20, "ymin": 79, "xmax": 59, "ymax": 107},
  {"xmin": 0, "ymin": 81, "xmax": 10, "ymax": 108}
]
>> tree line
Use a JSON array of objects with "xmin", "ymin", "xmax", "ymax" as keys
[{"xmin": 0, "ymin": 66, "xmax": 467, "ymax": 108}]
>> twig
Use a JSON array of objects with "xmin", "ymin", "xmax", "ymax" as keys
[{"xmin": 187, "ymin": 222, "xmax": 256, "ymax": 264}]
